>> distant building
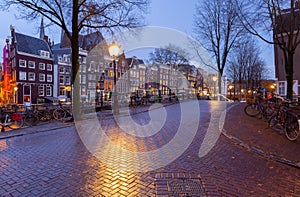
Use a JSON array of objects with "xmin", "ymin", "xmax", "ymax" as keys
[{"xmin": 53, "ymin": 31, "xmax": 104, "ymax": 103}]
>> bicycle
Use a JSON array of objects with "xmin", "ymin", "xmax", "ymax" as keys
[
  {"xmin": 23, "ymin": 105, "xmax": 54, "ymax": 126},
  {"xmin": 244, "ymin": 93, "xmax": 275, "ymax": 121},
  {"xmin": 0, "ymin": 105, "xmax": 24, "ymax": 132},
  {"xmin": 268, "ymin": 95, "xmax": 300, "ymax": 141},
  {"xmin": 53, "ymin": 102, "xmax": 72, "ymax": 121}
]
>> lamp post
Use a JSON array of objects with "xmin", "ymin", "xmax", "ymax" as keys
[
  {"xmin": 96, "ymin": 88, "xmax": 100, "ymax": 105},
  {"xmin": 212, "ymin": 75, "xmax": 218, "ymax": 100},
  {"xmin": 229, "ymin": 85, "xmax": 234, "ymax": 99},
  {"xmin": 14, "ymin": 86, "xmax": 18, "ymax": 104},
  {"xmin": 108, "ymin": 41, "xmax": 121, "ymax": 114}
]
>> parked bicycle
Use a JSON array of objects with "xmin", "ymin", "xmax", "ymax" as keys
[
  {"xmin": 53, "ymin": 102, "xmax": 72, "ymax": 121},
  {"xmin": 23, "ymin": 105, "xmax": 54, "ymax": 127},
  {"xmin": 268, "ymin": 95, "xmax": 300, "ymax": 141},
  {"xmin": 0, "ymin": 105, "xmax": 24, "ymax": 132},
  {"xmin": 244, "ymin": 92, "xmax": 275, "ymax": 121}
]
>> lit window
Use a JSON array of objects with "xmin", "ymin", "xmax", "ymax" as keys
[
  {"xmin": 28, "ymin": 61, "xmax": 35, "ymax": 69},
  {"xmin": 39, "ymin": 63, "xmax": 45, "ymax": 70},
  {"xmin": 19, "ymin": 71, "xmax": 26, "ymax": 80},
  {"xmin": 19, "ymin": 60, "xmax": 26, "ymax": 68},
  {"xmin": 28, "ymin": 72, "xmax": 35, "ymax": 81},
  {"xmin": 39, "ymin": 74, "xmax": 45, "ymax": 82}
]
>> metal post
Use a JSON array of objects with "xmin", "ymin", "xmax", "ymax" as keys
[{"xmin": 113, "ymin": 60, "xmax": 119, "ymax": 114}]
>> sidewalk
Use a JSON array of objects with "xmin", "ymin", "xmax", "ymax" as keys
[
  {"xmin": 223, "ymin": 102, "xmax": 300, "ymax": 168},
  {"xmin": 0, "ymin": 101, "xmax": 178, "ymax": 140}
]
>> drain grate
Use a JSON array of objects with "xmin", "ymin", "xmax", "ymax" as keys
[{"xmin": 167, "ymin": 178, "xmax": 205, "ymax": 197}]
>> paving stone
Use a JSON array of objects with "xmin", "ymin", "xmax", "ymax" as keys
[{"xmin": 0, "ymin": 102, "xmax": 299, "ymax": 196}]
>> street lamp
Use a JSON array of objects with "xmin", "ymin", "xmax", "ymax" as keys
[
  {"xmin": 229, "ymin": 85, "xmax": 234, "ymax": 99},
  {"xmin": 108, "ymin": 41, "xmax": 121, "ymax": 114},
  {"xmin": 212, "ymin": 75, "xmax": 218, "ymax": 100},
  {"xmin": 14, "ymin": 86, "xmax": 18, "ymax": 104}
]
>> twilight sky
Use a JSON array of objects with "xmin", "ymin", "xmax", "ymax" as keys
[{"xmin": 0, "ymin": 0, "xmax": 274, "ymax": 77}]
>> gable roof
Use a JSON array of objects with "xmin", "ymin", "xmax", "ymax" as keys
[
  {"xmin": 60, "ymin": 31, "xmax": 104, "ymax": 52},
  {"xmin": 15, "ymin": 32, "xmax": 53, "ymax": 58}
]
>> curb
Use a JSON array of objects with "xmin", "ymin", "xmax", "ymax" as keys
[
  {"xmin": 221, "ymin": 103, "xmax": 300, "ymax": 169},
  {"xmin": 0, "ymin": 122, "xmax": 74, "ymax": 140}
]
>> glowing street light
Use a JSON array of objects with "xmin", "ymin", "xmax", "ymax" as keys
[{"xmin": 108, "ymin": 41, "xmax": 121, "ymax": 114}]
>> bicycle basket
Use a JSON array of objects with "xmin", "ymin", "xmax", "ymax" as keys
[{"xmin": 11, "ymin": 113, "xmax": 22, "ymax": 121}]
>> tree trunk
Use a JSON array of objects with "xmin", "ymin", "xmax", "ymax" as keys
[
  {"xmin": 71, "ymin": 0, "xmax": 81, "ymax": 120},
  {"xmin": 286, "ymin": 53, "xmax": 294, "ymax": 100}
]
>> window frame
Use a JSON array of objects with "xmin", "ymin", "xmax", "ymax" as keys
[
  {"xmin": 38, "ymin": 86, "xmax": 44, "ymax": 96},
  {"xmin": 39, "ymin": 74, "xmax": 45, "ymax": 82},
  {"xmin": 47, "ymin": 74, "xmax": 53, "ymax": 82},
  {"xmin": 19, "ymin": 59, "xmax": 26, "ymax": 68},
  {"xmin": 39, "ymin": 63, "xmax": 45, "ymax": 70},
  {"xmin": 28, "ymin": 61, "xmax": 35, "ymax": 69},
  {"xmin": 47, "ymin": 64, "xmax": 53, "ymax": 71},
  {"xmin": 46, "ymin": 86, "xmax": 52, "ymax": 96},
  {"xmin": 28, "ymin": 72, "xmax": 35, "ymax": 81},
  {"xmin": 19, "ymin": 71, "xmax": 27, "ymax": 81}
]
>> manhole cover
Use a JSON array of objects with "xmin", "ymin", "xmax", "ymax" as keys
[{"xmin": 167, "ymin": 178, "xmax": 205, "ymax": 197}]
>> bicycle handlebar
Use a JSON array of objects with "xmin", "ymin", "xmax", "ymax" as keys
[{"xmin": 273, "ymin": 95, "xmax": 291, "ymax": 103}]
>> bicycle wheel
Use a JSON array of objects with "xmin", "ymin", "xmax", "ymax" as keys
[
  {"xmin": 53, "ymin": 108, "xmax": 66, "ymax": 120},
  {"xmin": 24, "ymin": 113, "xmax": 39, "ymax": 126},
  {"xmin": 244, "ymin": 104, "xmax": 260, "ymax": 117},
  {"xmin": 285, "ymin": 118, "xmax": 299, "ymax": 141},
  {"xmin": 268, "ymin": 114, "xmax": 281, "ymax": 130},
  {"xmin": 8, "ymin": 118, "xmax": 24, "ymax": 129}
]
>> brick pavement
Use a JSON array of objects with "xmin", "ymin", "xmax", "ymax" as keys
[
  {"xmin": 223, "ymin": 102, "xmax": 300, "ymax": 168},
  {"xmin": 0, "ymin": 101, "xmax": 300, "ymax": 196}
]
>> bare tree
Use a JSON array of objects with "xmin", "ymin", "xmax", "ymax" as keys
[
  {"xmin": 227, "ymin": 37, "xmax": 268, "ymax": 94},
  {"xmin": 193, "ymin": 0, "xmax": 245, "ymax": 94},
  {"xmin": 0, "ymin": 0, "xmax": 149, "ymax": 118},
  {"xmin": 148, "ymin": 44, "xmax": 189, "ymax": 65},
  {"xmin": 237, "ymin": 0, "xmax": 300, "ymax": 100}
]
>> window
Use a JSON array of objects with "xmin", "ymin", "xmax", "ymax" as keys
[
  {"xmin": 47, "ymin": 64, "xmax": 52, "ymax": 71},
  {"xmin": 59, "ymin": 67, "xmax": 64, "ymax": 73},
  {"xmin": 19, "ymin": 71, "xmax": 26, "ymax": 80},
  {"xmin": 65, "ymin": 76, "xmax": 71, "ymax": 85},
  {"xmin": 39, "ymin": 74, "xmax": 45, "ymax": 82},
  {"xmin": 40, "ymin": 50, "xmax": 50, "ymax": 58},
  {"xmin": 81, "ymin": 65, "xmax": 86, "ymax": 73},
  {"xmin": 278, "ymin": 81, "xmax": 286, "ymax": 96},
  {"xmin": 28, "ymin": 61, "xmax": 35, "ymax": 69},
  {"xmin": 28, "ymin": 72, "xmax": 35, "ymax": 81},
  {"xmin": 19, "ymin": 60, "xmax": 26, "ymax": 68},
  {"xmin": 58, "ymin": 56, "xmax": 62, "ymax": 62},
  {"xmin": 81, "ymin": 75, "xmax": 86, "ymax": 84},
  {"xmin": 47, "ymin": 75, "xmax": 52, "ymax": 82},
  {"xmin": 46, "ymin": 86, "xmax": 52, "ymax": 96},
  {"xmin": 59, "ymin": 87, "xmax": 65, "ymax": 96},
  {"xmin": 39, "ymin": 63, "xmax": 45, "ymax": 70},
  {"xmin": 65, "ymin": 67, "xmax": 71, "ymax": 74},
  {"xmin": 59, "ymin": 76, "xmax": 64, "ymax": 84},
  {"xmin": 38, "ymin": 86, "xmax": 44, "ymax": 96}
]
